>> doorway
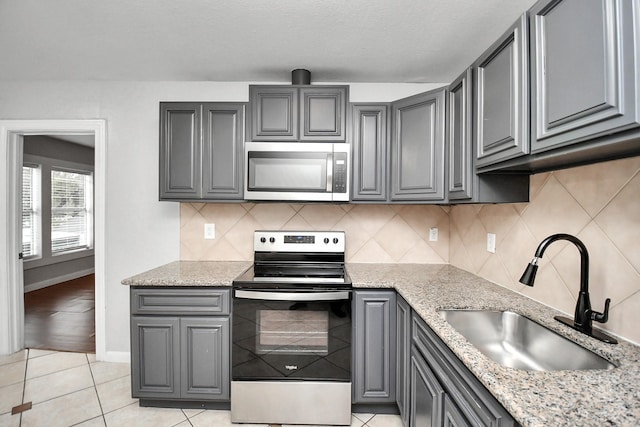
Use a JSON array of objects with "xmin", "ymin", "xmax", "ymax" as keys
[
  {"xmin": 0, "ymin": 119, "xmax": 106, "ymax": 359},
  {"xmin": 21, "ymin": 134, "xmax": 96, "ymax": 353}
]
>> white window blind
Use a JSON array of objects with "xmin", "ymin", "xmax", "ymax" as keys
[
  {"xmin": 51, "ymin": 169, "xmax": 94, "ymax": 254},
  {"xmin": 22, "ymin": 165, "xmax": 41, "ymax": 258}
]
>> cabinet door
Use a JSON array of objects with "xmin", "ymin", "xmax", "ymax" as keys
[
  {"xmin": 447, "ymin": 69, "xmax": 473, "ymax": 201},
  {"xmin": 351, "ymin": 104, "xmax": 389, "ymax": 201},
  {"xmin": 300, "ymin": 87, "xmax": 347, "ymax": 142},
  {"xmin": 131, "ymin": 316, "xmax": 180, "ymax": 399},
  {"xmin": 180, "ymin": 317, "xmax": 230, "ymax": 400},
  {"xmin": 442, "ymin": 396, "xmax": 470, "ymax": 427},
  {"xmin": 413, "ymin": 314, "xmax": 517, "ymax": 427},
  {"xmin": 159, "ymin": 103, "xmax": 201, "ymax": 200},
  {"xmin": 474, "ymin": 14, "xmax": 529, "ymax": 168},
  {"xmin": 202, "ymin": 103, "xmax": 245, "ymax": 199},
  {"xmin": 530, "ymin": 0, "xmax": 640, "ymax": 152},
  {"xmin": 396, "ymin": 296, "xmax": 411, "ymax": 426},
  {"xmin": 391, "ymin": 89, "xmax": 446, "ymax": 201},
  {"xmin": 410, "ymin": 347, "xmax": 444, "ymax": 427},
  {"xmin": 353, "ymin": 290, "xmax": 396, "ymax": 403},
  {"xmin": 249, "ymin": 86, "xmax": 298, "ymax": 141}
]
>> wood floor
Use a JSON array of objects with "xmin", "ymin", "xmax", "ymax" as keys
[{"xmin": 24, "ymin": 274, "xmax": 95, "ymax": 353}]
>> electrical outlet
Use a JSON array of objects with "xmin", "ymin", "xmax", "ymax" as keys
[
  {"xmin": 204, "ymin": 223, "xmax": 216, "ymax": 240},
  {"xmin": 429, "ymin": 227, "xmax": 438, "ymax": 242},
  {"xmin": 487, "ymin": 233, "xmax": 496, "ymax": 253}
]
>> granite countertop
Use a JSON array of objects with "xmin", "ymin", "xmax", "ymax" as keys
[
  {"xmin": 122, "ymin": 261, "xmax": 640, "ymax": 426},
  {"xmin": 347, "ymin": 263, "xmax": 640, "ymax": 427},
  {"xmin": 120, "ymin": 261, "xmax": 252, "ymax": 287}
]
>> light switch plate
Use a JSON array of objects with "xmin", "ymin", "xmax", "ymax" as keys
[
  {"xmin": 487, "ymin": 233, "xmax": 496, "ymax": 253},
  {"xmin": 429, "ymin": 227, "xmax": 438, "ymax": 242},
  {"xmin": 204, "ymin": 223, "xmax": 216, "ymax": 240}
]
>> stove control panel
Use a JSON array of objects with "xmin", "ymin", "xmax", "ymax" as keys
[{"xmin": 254, "ymin": 230, "xmax": 345, "ymax": 253}]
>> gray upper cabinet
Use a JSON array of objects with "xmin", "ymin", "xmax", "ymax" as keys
[
  {"xmin": 474, "ymin": 14, "xmax": 529, "ymax": 168},
  {"xmin": 159, "ymin": 102, "xmax": 245, "ymax": 201},
  {"xmin": 202, "ymin": 104, "xmax": 244, "ymax": 199},
  {"xmin": 529, "ymin": 0, "xmax": 640, "ymax": 153},
  {"xmin": 351, "ymin": 104, "xmax": 389, "ymax": 201},
  {"xmin": 300, "ymin": 87, "xmax": 347, "ymax": 141},
  {"xmin": 448, "ymin": 69, "xmax": 530, "ymax": 204},
  {"xmin": 249, "ymin": 87, "xmax": 298, "ymax": 141},
  {"xmin": 353, "ymin": 290, "xmax": 397, "ymax": 404},
  {"xmin": 391, "ymin": 88, "xmax": 446, "ymax": 201},
  {"xmin": 159, "ymin": 103, "xmax": 201, "ymax": 200},
  {"xmin": 249, "ymin": 85, "xmax": 347, "ymax": 142},
  {"xmin": 447, "ymin": 69, "xmax": 473, "ymax": 201}
]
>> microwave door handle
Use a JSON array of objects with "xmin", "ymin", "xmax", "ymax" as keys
[
  {"xmin": 235, "ymin": 290, "xmax": 349, "ymax": 302},
  {"xmin": 326, "ymin": 153, "xmax": 333, "ymax": 192}
]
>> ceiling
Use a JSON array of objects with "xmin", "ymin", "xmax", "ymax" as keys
[{"xmin": 0, "ymin": 0, "xmax": 538, "ymax": 84}]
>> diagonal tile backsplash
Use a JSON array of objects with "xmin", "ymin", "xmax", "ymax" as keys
[
  {"xmin": 181, "ymin": 156, "xmax": 640, "ymax": 344},
  {"xmin": 450, "ymin": 156, "xmax": 640, "ymax": 344},
  {"xmin": 181, "ymin": 203, "xmax": 450, "ymax": 264}
]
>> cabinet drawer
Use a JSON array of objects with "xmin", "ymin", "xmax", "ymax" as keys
[{"xmin": 131, "ymin": 288, "xmax": 230, "ymax": 316}]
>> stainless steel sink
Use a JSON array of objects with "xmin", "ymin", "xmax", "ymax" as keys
[{"xmin": 439, "ymin": 310, "xmax": 616, "ymax": 371}]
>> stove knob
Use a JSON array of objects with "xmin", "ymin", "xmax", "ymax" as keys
[
  {"xmin": 333, "ymin": 237, "xmax": 339, "ymax": 244},
  {"xmin": 324, "ymin": 238, "xmax": 330, "ymax": 244},
  {"xmin": 260, "ymin": 237, "xmax": 266, "ymax": 243},
  {"xmin": 269, "ymin": 237, "xmax": 276, "ymax": 243}
]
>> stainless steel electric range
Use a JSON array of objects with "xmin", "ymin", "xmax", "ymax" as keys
[{"xmin": 231, "ymin": 230, "xmax": 352, "ymax": 426}]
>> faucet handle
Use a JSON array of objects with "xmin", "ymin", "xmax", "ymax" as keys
[{"xmin": 589, "ymin": 298, "xmax": 611, "ymax": 324}]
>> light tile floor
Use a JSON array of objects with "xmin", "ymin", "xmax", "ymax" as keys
[{"xmin": 0, "ymin": 350, "xmax": 404, "ymax": 427}]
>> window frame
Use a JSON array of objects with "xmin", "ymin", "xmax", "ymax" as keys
[
  {"xmin": 21, "ymin": 163, "xmax": 42, "ymax": 260},
  {"xmin": 50, "ymin": 166, "xmax": 94, "ymax": 256}
]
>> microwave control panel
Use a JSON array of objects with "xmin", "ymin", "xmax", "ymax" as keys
[{"xmin": 333, "ymin": 152, "xmax": 348, "ymax": 193}]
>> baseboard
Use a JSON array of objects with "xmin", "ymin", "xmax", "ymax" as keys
[
  {"xmin": 24, "ymin": 268, "xmax": 95, "ymax": 293},
  {"xmin": 101, "ymin": 350, "xmax": 130, "ymax": 364}
]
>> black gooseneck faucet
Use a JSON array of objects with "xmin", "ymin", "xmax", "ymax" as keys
[{"xmin": 519, "ymin": 233, "xmax": 618, "ymax": 344}]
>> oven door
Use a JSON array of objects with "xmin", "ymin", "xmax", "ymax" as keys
[{"xmin": 232, "ymin": 289, "xmax": 351, "ymax": 382}]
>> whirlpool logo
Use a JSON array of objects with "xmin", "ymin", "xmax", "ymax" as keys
[{"xmin": 285, "ymin": 365, "xmax": 298, "ymax": 371}]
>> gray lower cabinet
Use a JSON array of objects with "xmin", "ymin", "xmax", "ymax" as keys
[
  {"xmin": 131, "ymin": 316, "xmax": 180, "ymax": 399},
  {"xmin": 410, "ymin": 345, "xmax": 444, "ymax": 427},
  {"xmin": 249, "ymin": 85, "xmax": 348, "ymax": 142},
  {"xmin": 396, "ymin": 296, "xmax": 411, "ymax": 426},
  {"xmin": 180, "ymin": 317, "xmax": 230, "ymax": 400},
  {"xmin": 391, "ymin": 89, "xmax": 446, "ymax": 202},
  {"xmin": 130, "ymin": 288, "xmax": 231, "ymax": 403},
  {"xmin": 473, "ymin": 14, "xmax": 529, "ymax": 169},
  {"xmin": 529, "ymin": 0, "xmax": 640, "ymax": 153},
  {"xmin": 351, "ymin": 104, "xmax": 389, "ymax": 201},
  {"xmin": 159, "ymin": 102, "xmax": 244, "ymax": 201},
  {"xmin": 353, "ymin": 290, "xmax": 397, "ymax": 404},
  {"xmin": 448, "ymin": 68, "xmax": 529, "ymax": 204},
  {"xmin": 411, "ymin": 312, "xmax": 516, "ymax": 426}
]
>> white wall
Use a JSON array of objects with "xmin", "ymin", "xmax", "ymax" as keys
[{"xmin": 0, "ymin": 80, "xmax": 439, "ymax": 354}]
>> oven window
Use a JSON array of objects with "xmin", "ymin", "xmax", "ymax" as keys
[
  {"xmin": 257, "ymin": 309, "xmax": 329, "ymax": 355},
  {"xmin": 232, "ymin": 297, "xmax": 351, "ymax": 382}
]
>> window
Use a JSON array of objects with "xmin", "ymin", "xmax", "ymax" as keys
[
  {"xmin": 22, "ymin": 164, "xmax": 41, "ymax": 259},
  {"xmin": 51, "ymin": 168, "xmax": 94, "ymax": 254}
]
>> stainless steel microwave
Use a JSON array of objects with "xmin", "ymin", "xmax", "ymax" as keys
[{"xmin": 244, "ymin": 142, "xmax": 350, "ymax": 202}]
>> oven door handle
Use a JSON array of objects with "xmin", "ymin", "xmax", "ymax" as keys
[{"xmin": 234, "ymin": 289, "xmax": 350, "ymax": 302}]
